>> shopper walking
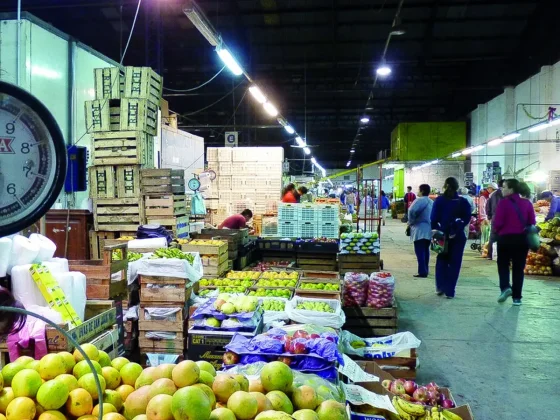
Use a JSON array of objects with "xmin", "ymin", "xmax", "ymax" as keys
[
  {"xmin": 281, "ymin": 184, "xmax": 298, "ymax": 203},
  {"xmin": 379, "ymin": 191, "xmax": 390, "ymax": 226},
  {"xmin": 430, "ymin": 177, "xmax": 472, "ymax": 298},
  {"xmin": 408, "ymin": 184, "xmax": 433, "ymax": 278},
  {"xmin": 404, "ymin": 186, "xmax": 417, "ymax": 214},
  {"xmin": 494, "ymin": 179, "xmax": 536, "ymax": 305},
  {"xmin": 345, "ymin": 190, "xmax": 356, "ymax": 214},
  {"xmin": 485, "ymin": 180, "xmax": 504, "ymax": 260}
]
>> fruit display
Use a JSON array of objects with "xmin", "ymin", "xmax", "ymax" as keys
[
  {"xmin": 382, "ymin": 379, "xmax": 456, "ymax": 409},
  {"xmin": 249, "ymin": 288, "xmax": 293, "ymax": 298},
  {"xmin": 538, "ymin": 217, "xmax": 560, "ymax": 240},
  {"xmin": 298, "ymin": 282, "xmax": 340, "ymax": 291},
  {"xmin": 212, "ymin": 295, "xmax": 259, "ymax": 314},
  {"xmin": 342, "ymin": 272, "xmax": 368, "ymax": 307},
  {"xmin": 261, "ymin": 299, "xmax": 286, "ymax": 312},
  {"xmin": 227, "ymin": 271, "xmax": 262, "ymax": 280},
  {"xmin": 300, "ymin": 238, "xmax": 338, "ymax": 243},
  {"xmin": 256, "ymin": 279, "xmax": 298, "ymax": 288},
  {"xmin": 199, "ymin": 286, "xmax": 248, "ymax": 296},
  {"xmin": 253, "ymin": 261, "xmax": 294, "ymax": 271},
  {"xmin": 149, "ymin": 248, "xmax": 196, "ymax": 263},
  {"xmin": 525, "ymin": 251, "xmax": 553, "ymax": 276},
  {"xmin": 295, "ymin": 301, "xmax": 335, "ymax": 313},
  {"xmin": 119, "ymin": 235, "xmax": 135, "ymax": 240},
  {"xmin": 367, "ymin": 272, "xmax": 395, "ymax": 309},
  {"xmin": 339, "ymin": 232, "xmax": 380, "ymax": 254},
  {"xmin": 189, "ymin": 239, "xmax": 227, "ymax": 246},
  {"xmin": 392, "ymin": 397, "xmax": 461, "ymax": 420},
  {"xmin": 260, "ymin": 272, "xmax": 299, "ymax": 280},
  {"xmin": 199, "ymin": 278, "xmax": 254, "ymax": 287},
  {"xmin": 127, "ymin": 252, "xmax": 142, "ymax": 262}
]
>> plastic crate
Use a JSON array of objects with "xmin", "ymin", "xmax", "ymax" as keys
[
  {"xmin": 242, "ymin": 162, "xmax": 257, "ymax": 174},
  {"xmin": 262, "ymin": 216, "xmax": 278, "ymax": 237},
  {"xmin": 278, "ymin": 221, "xmax": 298, "ymax": 238},
  {"xmin": 219, "ymin": 162, "xmax": 232, "ymax": 176},
  {"xmin": 256, "ymin": 162, "xmax": 283, "ymax": 174},
  {"xmin": 261, "ymin": 192, "xmax": 281, "ymax": 202},
  {"xmin": 265, "ymin": 200, "xmax": 279, "ymax": 214},
  {"xmin": 299, "ymin": 222, "xmax": 318, "ymax": 238},
  {"xmin": 218, "ymin": 176, "xmax": 232, "ymax": 190},
  {"xmin": 217, "ymin": 148, "xmax": 232, "ymax": 162},
  {"xmin": 217, "ymin": 203, "xmax": 230, "ymax": 215},
  {"xmin": 266, "ymin": 179, "xmax": 282, "ymax": 190},
  {"xmin": 278, "ymin": 203, "xmax": 299, "ymax": 222},
  {"xmin": 232, "ymin": 199, "xmax": 254, "ymax": 214},
  {"xmin": 218, "ymin": 191, "xmax": 232, "ymax": 202},
  {"xmin": 254, "ymin": 203, "xmax": 267, "ymax": 215},
  {"xmin": 318, "ymin": 222, "xmax": 339, "ymax": 239},
  {"xmin": 298, "ymin": 204, "xmax": 318, "ymax": 222},
  {"xmin": 207, "ymin": 148, "xmax": 218, "ymax": 162},
  {"xmin": 232, "ymin": 148, "xmax": 257, "ymax": 162},
  {"xmin": 318, "ymin": 204, "xmax": 340, "ymax": 223},
  {"xmin": 207, "ymin": 160, "xmax": 218, "ymax": 171}
]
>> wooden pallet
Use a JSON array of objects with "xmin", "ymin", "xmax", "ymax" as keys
[
  {"xmin": 91, "ymin": 130, "xmax": 154, "ymax": 166},
  {"xmin": 338, "ymin": 253, "xmax": 381, "ymax": 274},
  {"xmin": 145, "ymin": 215, "xmax": 189, "ymax": 239},
  {"xmin": 343, "ymin": 305, "xmax": 398, "ymax": 337},
  {"xmin": 297, "ymin": 253, "xmax": 338, "ymax": 271},
  {"xmin": 139, "ymin": 304, "xmax": 185, "ymax": 333},
  {"xmin": 120, "ymin": 98, "xmax": 158, "ymax": 135},
  {"xmin": 140, "ymin": 275, "xmax": 191, "ymax": 304},
  {"xmin": 138, "ymin": 331, "xmax": 184, "ymax": 352},
  {"xmin": 93, "ymin": 197, "xmax": 145, "ymax": 231},
  {"xmin": 89, "ymin": 165, "xmax": 141, "ymax": 199},
  {"xmin": 124, "ymin": 67, "xmax": 163, "ymax": 105},
  {"xmin": 94, "ymin": 67, "xmax": 124, "ymax": 100},
  {"xmin": 141, "ymin": 169, "xmax": 185, "ymax": 194},
  {"xmin": 85, "ymin": 99, "xmax": 121, "ymax": 132},
  {"xmin": 144, "ymin": 194, "xmax": 187, "ymax": 218}
]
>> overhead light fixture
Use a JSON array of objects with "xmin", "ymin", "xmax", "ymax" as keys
[
  {"xmin": 488, "ymin": 138, "xmax": 503, "ymax": 147},
  {"xmin": 263, "ymin": 101, "xmax": 279, "ymax": 117},
  {"xmin": 390, "ymin": 16, "xmax": 406, "ymax": 36},
  {"xmin": 321, "ymin": 169, "xmax": 326, "ymax": 177},
  {"xmin": 528, "ymin": 121, "xmax": 549, "ymax": 133},
  {"xmin": 346, "ymin": 161, "xmax": 351, "ymax": 167},
  {"xmin": 311, "ymin": 157, "xmax": 317, "ymax": 165},
  {"xmin": 360, "ymin": 116, "xmax": 370, "ymax": 123},
  {"xmin": 411, "ymin": 166, "xmax": 421, "ymax": 171},
  {"xmin": 216, "ymin": 47, "xmax": 243, "ymax": 75},
  {"xmin": 376, "ymin": 61, "xmax": 391, "ymax": 77},
  {"xmin": 526, "ymin": 170, "xmax": 548, "ymax": 183},
  {"xmin": 549, "ymin": 117, "xmax": 560, "ymax": 127},
  {"xmin": 284, "ymin": 125, "xmax": 295, "ymax": 134},
  {"xmin": 350, "ymin": 149, "xmax": 355, "ymax": 154},
  {"xmin": 451, "ymin": 152, "xmax": 462, "ymax": 158},
  {"xmin": 295, "ymin": 136, "xmax": 305, "ymax": 147},
  {"xmin": 462, "ymin": 145, "xmax": 484, "ymax": 155},
  {"xmin": 303, "ymin": 147, "xmax": 311, "ymax": 155},
  {"xmin": 501, "ymin": 132, "xmax": 520, "ymax": 141},
  {"xmin": 249, "ymin": 86, "xmax": 266, "ymax": 103},
  {"xmin": 183, "ymin": 1, "xmax": 221, "ymax": 46}
]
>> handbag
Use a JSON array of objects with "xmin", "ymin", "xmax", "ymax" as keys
[
  {"xmin": 405, "ymin": 225, "xmax": 411, "ymax": 236},
  {"xmin": 508, "ymin": 198, "xmax": 540, "ymax": 251},
  {"xmin": 430, "ymin": 232, "xmax": 448, "ymax": 255}
]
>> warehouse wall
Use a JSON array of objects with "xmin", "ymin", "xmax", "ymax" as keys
[
  {"xmin": 404, "ymin": 161, "xmax": 466, "ymax": 194},
  {"xmin": 469, "ymin": 63, "xmax": 560, "ymax": 185}
]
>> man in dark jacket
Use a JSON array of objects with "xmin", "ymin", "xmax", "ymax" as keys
[{"xmin": 485, "ymin": 180, "xmax": 504, "ymax": 260}]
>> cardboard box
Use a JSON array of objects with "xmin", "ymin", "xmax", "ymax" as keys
[{"xmin": 89, "ymin": 327, "xmax": 120, "ymax": 359}]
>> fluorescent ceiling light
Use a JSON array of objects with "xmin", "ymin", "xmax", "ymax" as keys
[
  {"xmin": 216, "ymin": 48, "xmax": 243, "ymax": 75},
  {"xmin": 462, "ymin": 148, "xmax": 474, "ymax": 155},
  {"xmin": 249, "ymin": 86, "xmax": 266, "ymax": 103},
  {"xmin": 303, "ymin": 147, "xmax": 311, "ymax": 155},
  {"xmin": 376, "ymin": 64, "xmax": 391, "ymax": 77},
  {"xmin": 183, "ymin": 3, "xmax": 221, "ymax": 46},
  {"xmin": 501, "ymin": 132, "xmax": 520, "ymax": 141},
  {"xmin": 411, "ymin": 166, "xmax": 420, "ymax": 171},
  {"xmin": 488, "ymin": 138, "xmax": 503, "ymax": 147},
  {"xmin": 526, "ymin": 170, "xmax": 548, "ymax": 183},
  {"xmin": 451, "ymin": 152, "xmax": 462, "ymax": 158},
  {"xmin": 263, "ymin": 102, "xmax": 279, "ymax": 117},
  {"xmin": 549, "ymin": 118, "xmax": 560, "ymax": 127},
  {"xmin": 473, "ymin": 145, "xmax": 484, "ymax": 152},
  {"xmin": 350, "ymin": 149, "xmax": 355, "ymax": 154},
  {"xmin": 528, "ymin": 122, "xmax": 549, "ymax": 133},
  {"xmin": 284, "ymin": 125, "xmax": 295, "ymax": 134},
  {"xmin": 360, "ymin": 116, "xmax": 370, "ymax": 123},
  {"xmin": 311, "ymin": 157, "xmax": 317, "ymax": 165},
  {"xmin": 321, "ymin": 169, "xmax": 326, "ymax": 177},
  {"xmin": 295, "ymin": 136, "xmax": 305, "ymax": 147},
  {"xmin": 346, "ymin": 161, "xmax": 351, "ymax": 167}
]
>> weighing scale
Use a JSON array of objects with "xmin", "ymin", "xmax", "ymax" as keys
[{"xmin": 0, "ymin": 81, "xmax": 67, "ymax": 237}]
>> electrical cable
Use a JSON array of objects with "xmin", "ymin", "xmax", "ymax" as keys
[
  {"xmin": 179, "ymin": 80, "xmax": 246, "ymax": 116},
  {"xmin": 163, "ymin": 66, "xmax": 226, "ymax": 92},
  {"xmin": 120, "ymin": 0, "xmax": 142, "ymax": 65}
]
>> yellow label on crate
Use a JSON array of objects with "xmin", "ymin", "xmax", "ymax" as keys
[{"xmin": 29, "ymin": 264, "xmax": 83, "ymax": 327}]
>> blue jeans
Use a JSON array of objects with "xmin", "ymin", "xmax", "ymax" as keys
[
  {"xmin": 413, "ymin": 239, "xmax": 431, "ymax": 277},
  {"xmin": 435, "ymin": 236, "xmax": 467, "ymax": 297}
]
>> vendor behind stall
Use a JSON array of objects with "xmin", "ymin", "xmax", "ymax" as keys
[
  {"xmin": 0, "ymin": 287, "xmax": 26, "ymax": 335},
  {"xmin": 541, "ymin": 191, "xmax": 559, "ymax": 221},
  {"xmin": 218, "ymin": 209, "xmax": 253, "ymax": 229}
]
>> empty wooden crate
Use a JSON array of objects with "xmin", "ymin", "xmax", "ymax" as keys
[
  {"xmin": 92, "ymin": 131, "xmax": 154, "ymax": 167},
  {"xmin": 89, "ymin": 165, "xmax": 141, "ymax": 199},
  {"xmin": 140, "ymin": 275, "xmax": 192, "ymax": 304}
]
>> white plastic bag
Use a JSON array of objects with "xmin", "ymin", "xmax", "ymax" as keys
[
  {"xmin": 340, "ymin": 331, "xmax": 421, "ymax": 359},
  {"xmin": 285, "ymin": 297, "xmax": 345, "ymax": 329}
]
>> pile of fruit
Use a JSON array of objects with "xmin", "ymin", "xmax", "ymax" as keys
[
  {"xmin": 538, "ymin": 217, "xmax": 560, "ymax": 240},
  {"xmin": 298, "ymin": 282, "xmax": 340, "ymax": 291},
  {"xmin": 199, "ymin": 279, "xmax": 254, "ymax": 288},
  {"xmin": 300, "ymin": 238, "xmax": 338, "ymax": 244},
  {"xmin": 213, "ymin": 295, "xmax": 259, "ymax": 314},
  {"xmin": 188, "ymin": 239, "xmax": 227, "ymax": 246},
  {"xmin": 391, "ymin": 397, "xmax": 461, "ymax": 420},
  {"xmin": 382, "ymin": 378, "xmax": 455, "ymax": 409},
  {"xmin": 339, "ymin": 232, "xmax": 380, "ymax": 254},
  {"xmin": 261, "ymin": 300, "xmax": 286, "ymax": 312},
  {"xmin": 367, "ymin": 272, "xmax": 395, "ymax": 309},
  {"xmin": 253, "ymin": 262, "xmax": 293, "ymax": 271},
  {"xmin": 149, "ymin": 248, "xmax": 195, "ymax": 263},
  {"xmin": 227, "ymin": 271, "xmax": 261, "ymax": 280},
  {"xmin": 342, "ymin": 273, "xmax": 368, "ymax": 307},
  {"xmin": 200, "ymin": 286, "xmax": 248, "ymax": 296},
  {"xmin": 295, "ymin": 301, "xmax": 335, "ymax": 313},
  {"xmin": 260, "ymin": 272, "xmax": 299, "ymax": 280},
  {"xmin": 256, "ymin": 279, "xmax": 298, "ymax": 288},
  {"xmin": 525, "ymin": 251, "xmax": 553, "ymax": 276},
  {"xmin": 0, "ymin": 345, "xmax": 348, "ymax": 420},
  {"xmin": 127, "ymin": 252, "xmax": 142, "ymax": 262},
  {"xmin": 177, "ymin": 238, "xmax": 189, "ymax": 245},
  {"xmin": 249, "ymin": 288, "xmax": 292, "ymax": 298}
]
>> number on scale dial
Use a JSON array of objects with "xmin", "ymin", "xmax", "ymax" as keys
[{"xmin": 0, "ymin": 81, "xmax": 66, "ymax": 236}]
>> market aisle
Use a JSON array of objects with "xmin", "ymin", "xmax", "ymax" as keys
[{"xmin": 380, "ymin": 218, "xmax": 560, "ymax": 420}]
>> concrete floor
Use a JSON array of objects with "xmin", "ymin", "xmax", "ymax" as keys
[{"xmin": 380, "ymin": 218, "xmax": 560, "ymax": 419}]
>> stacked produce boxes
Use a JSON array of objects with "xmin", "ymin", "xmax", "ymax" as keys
[
  {"xmin": 87, "ymin": 66, "xmax": 163, "ymax": 257},
  {"xmin": 278, "ymin": 203, "xmax": 340, "ymax": 238}
]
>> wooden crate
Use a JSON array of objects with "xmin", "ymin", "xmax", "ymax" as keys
[
  {"xmin": 68, "ymin": 243, "xmax": 128, "ymax": 299},
  {"xmin": 200, "ymin": 252, "xmax": 229, "ymax": 267},
  {"xmin": 93, "ymin": 197, "xmax": 145, "ymax": 231},
  {"xmin": 140, "ymin": 275, "xmax": 191, "ymax": 304},
  {"xmin": 297, "ymin": 253, "xmax": 338, "ymax": 271},
  {"xmin": 141, "ymin": 352, "xmax": 184, "ymax": 368},
  {"xmin": 90, "ymin": 231, "xmax": 118, "ymax": 259},
  {"xmin": 343, "ymin": 305, "xmax": 398, "ymax": 337},
  {"xmin": 138, "ymin": 331, "xmax": 184, "ymax": 352},
  {"xmin": 89, "ymin": 165, "xmax": 141, "ymax": 199},
  {"xmin": 141, "ymin": 169, "xmax": 185, "ymax": 194},
  {"xmin": 124, "ymin": 67, "xmax": 163, "ymax": 105},
  {"xmin": 85, "ymin": 99, "xmax": 120, "ymax": 132},
  {"xmin": 203, "ymin": 259, "xmax": 229, "ymax": 276},
  {"xmin": 144, "ymin": 194, "xmax": 187, "ymax": 218},
  {"xmin": 338, "ymin": 254, "xmax": 380, "ymax": 274},
  {"xmin": 120, "ymin": 98, "xmax": 158, "ymax": 135},
  {"xmin": 92, "ymin": 130, "xmax": 154, "ymax": 166},
  {"xmin": 94, "ymin": 67, "xmax": 124, "ymax": 100},
  {"xmin": 355, "ymin": 349, "xmax": 418, "ymax": 380},
  {"xmin": 294, "ymin": 278, "xmax": 342, "ymax": 300},
  {"xmin": 145, "ymin": 215, "xmax": 189, "ymax": 239},
  {"xmin": 301, "ymin": 270, "xmax": 340, "ymax": 279},
  {"xmin": 181, "ymin": 242, "xmax": 228, "ymax": 256},
  {"xmin": 139, "ymin": 304, "xmax": 185, "ymax": 333}
]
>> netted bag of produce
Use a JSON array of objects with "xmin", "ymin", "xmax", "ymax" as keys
[
  {"xmin": 367, "ymin": 272, "xmax": 395, "ymax": 308},
  {"xmin": 342, "ymin": 272, "xmax": 369, "ymax": 307}
]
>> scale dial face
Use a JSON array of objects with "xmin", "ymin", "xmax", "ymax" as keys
[
  {"xmin": 0, "ymin": 81, "xmax": 66, "ymax": 236},
  {"xmin": 188, "ymin": 178, "xmax": 201, "ymax": 191}
]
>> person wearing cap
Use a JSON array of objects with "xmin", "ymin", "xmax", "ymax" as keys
[
  {"xmin": 541, "ymin": 190, "xmax": 559, "ymax": 221},
  {"xmin": 485, "ymin": 180, "xmax": 504, "ymax": 260}
]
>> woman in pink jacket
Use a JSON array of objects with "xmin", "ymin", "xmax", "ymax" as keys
[{"xmin": 493, "ymin": 179, "xmax": 536, "ymax": 306}]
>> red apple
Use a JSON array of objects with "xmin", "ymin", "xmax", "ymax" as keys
[
  {"xmin": 390, "ymin": 381, "xmax": 406, "ymax": 396},
  {"xmin": 403, "ymin": 380, "xmax": 417, "ymax": 395},
  {"xmin": 277, "ymin": 357, "xmax": 292, "ymax": 366},
  {"xmin": 310, "ymin": 333, "xmax": 320, "ymax": 339},
  {"xmin": 293, "ymin": 330, "xmax": 309, "ymax": 339},
  {"xmin": 442, "ymin": 399, "xmax": 455, "ymax": 409},
  {"xmin": 282, "ymin": 336, "xmax": 293, "ymax": 352},
  {"xmin": 412, "ymin": 387, "xmax": 428, "ymax": 403},
  {"xmin": 222, "ymin": 351, "xmax": 239, "ymax": 365},
  {"xmin": 292, "ymin": 341, "xmax": 307, "ymax": 354},
  {"xmin": 381, "ymin": 380, "xmax": 392, "ymax": 390}
]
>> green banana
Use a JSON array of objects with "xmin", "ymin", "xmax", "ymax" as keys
[
  {"xmin": 431, "ymin": 407, "xmax": 441, "ymax": 420},
  {"xmin": 396, "ymin": 398, "xmax": 426, "ymax": 417},
  {"xmin": 350, "ymin": 340, "xmax": 366, "ymax": 348},
  {"xmin": 441, "ymin": 410, "xmax": 463, "ymax": 420},
  {"xmin": 392, "ymin": 397, "xmax": 412, "ymax": 420}
]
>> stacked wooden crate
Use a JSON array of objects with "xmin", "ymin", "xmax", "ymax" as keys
[
  {"xmin": 181, "ymin": 240, "xmax": 229, "ymax": 277},
  {"xmin": 141, "ymin": 169, "xmax": 189, "ymax": 239},
  {"xmin": 87, "ymin": 66, "xmax": 163, "ymax": 257}
]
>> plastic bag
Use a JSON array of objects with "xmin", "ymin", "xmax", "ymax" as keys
[
  {"xmin": 340, "ymin": 331, "xmax": 421, "ymax": 359},
  {"xmin": 285, "ymin": 297, "xmax": 345, "ymax": 329},
  {"xmin": 367, "ymin": 272, "xmax": 394, "ymax": 309},
  {"xmin": 191, "ymin": 192, "xmax": 207, "ymax": 215},
  {"xmin": 343, "ymin": 272, "xmax": 369, "ymax": 307}
]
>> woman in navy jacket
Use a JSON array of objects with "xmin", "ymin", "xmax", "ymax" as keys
[{"xmin": 430, "ymin": 177, "xmax": 472, "ymax": 298}]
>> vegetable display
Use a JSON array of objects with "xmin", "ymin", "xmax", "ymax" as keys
[{"xmin": 149, "ymin": 248, "xmax": 195, "ymax": 263}]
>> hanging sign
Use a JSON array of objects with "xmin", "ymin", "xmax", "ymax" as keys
[{"xmin": 225, "ymin": 131, "xmax": 238, "ymax": 147}]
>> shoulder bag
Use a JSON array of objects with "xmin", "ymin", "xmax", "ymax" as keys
[
  {"xmin": 430, "ymin": 198, "xmax": 462, "ymax": 255},
  {"xmin": 508, "ymin": 198, "xmax": 540, "ymax": 251}
]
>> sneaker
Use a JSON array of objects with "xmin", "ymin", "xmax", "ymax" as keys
[
  {"xmin": 445, "ymin": 295, "xmax": 454, "ymax": 299},
  {"xmin": 413, "ymin": 274, "xmax": 427, "ymax": 278},
  {"xmin": 512, "ymin": 299, "xmax": 522, "ymax": 306},
  {"xmin": 497, "ymin": 288, "xmax": 512, "ymax": 303},
  {"xmin": 436, "ymin": 290, "xmax": 444, "ymax": 296}
]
